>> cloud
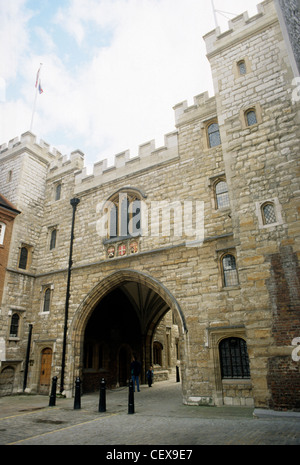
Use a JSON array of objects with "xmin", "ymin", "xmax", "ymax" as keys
[
  {"xmin": 1, "ymin": 0, "xmax": 262, "ymax": 168},
  {"xmin": 0, "ymin": 0, "xmax": 32, "ymax": 81}
]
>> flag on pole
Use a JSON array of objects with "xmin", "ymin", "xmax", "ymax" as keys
[
  {"xmin": 35, "ymin": 66, "xmax": 41, "ymax": 88},
  {"xmin": 38, "ymin": 80, "xmax": 43, "ymax": 94}
]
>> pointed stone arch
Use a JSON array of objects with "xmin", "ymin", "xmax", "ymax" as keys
[{"xmin": 67, "ymin": 269, "xmax": 188, "ymax": 395}]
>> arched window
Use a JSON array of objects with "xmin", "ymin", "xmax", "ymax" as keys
[
  {"xmin": 207, "ymin": 122, "xmax": 221, "ymax": 148},
  {"xmin": 237, "ymin": 60, "xmax": 247, "ymax": 75},
  {"xmin": 43, "ymin": 288, "xmax": 51, "ymax": 313},
  {"xmin": 219, "ymin": 337, "xmax": 250, "ymax": 379},
  {"xmin": 50, "ymin": 229, "xmax": 57, "ymax": 250},
  {"xmin": 18, "ymin": 246, "xmax": 28, "ymax": 270},
  {"xmin": 222, "ymin": 254, "xmax": 239, "ymax": 287},
  {"xmin": 10, "ymin": 313, "xmax": 20, "ymax": 337},
  {"xmin": 55, "ymin": 184, "xmax": 62, "ymax": 201},
  {"xmin": 0, "ymin": 222, "xmax": 6, "ymax": 245},
  {"xmin": 107, "ymin": 192, "xmax": 142, "ymax": 239},
  {"xmin": 262, "ymin": 202, "xmax": 276, "ymax": 225},
  {"xmin": 245, "ymin": 109, "xmax": 257, "ymax": 126},
  {"xmin": 215, "ymin": 180, "xmax": 230, "ymax": 209}
]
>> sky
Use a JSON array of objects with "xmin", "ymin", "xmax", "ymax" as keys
[{"xmin": 0, "ymin": 0, "xmax": 261, "ymax": 170}]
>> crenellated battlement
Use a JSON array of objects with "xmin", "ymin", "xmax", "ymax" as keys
[
  {"xmin": 204, "ymin": 0, "xmax": 277, "ymax": 57},
  {"xmin": 173, "ymin": 91, "xmax": 217, "ymax": 127},
  {"xmin": 0, "ymin": 131, "xmax": 85, "ymax": 177},
  {"xmin": 74, "ymin": 131, "xmax": 178, "ymax": 193}
]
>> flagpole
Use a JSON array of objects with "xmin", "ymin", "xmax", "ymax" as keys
[
  {"xmin": 211, "ymin": 0, "xmax": 219, "ymax": 28},
  {"xmin": 30, "ymin": 63, "xmax": 43, "ymax": 132}
]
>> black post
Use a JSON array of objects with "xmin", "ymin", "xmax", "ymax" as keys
[
  {"xmin": 176, "ymin": 366, "xmax": 180, "ymax": 383},
  {"xmin": 98, "ymin": 378, "xmax": 106, "ymax": 412},
  {"xmin": 74, "ymin": 377, "xmax": 81, "ymax": 410},
  {"xmin": 60, "ymin": 197, "xmax": 80, "ymax": 394},
  {"xmin": 128, "ymin": 379, "xmax": 134, "ymax": 414},
  {"xmin": 49, "ymin": 376, "xmax": 57, "ymax": 407},
  {"xmin": 23, "ymin": 324, "xmax": 33, "ymax": 392}
]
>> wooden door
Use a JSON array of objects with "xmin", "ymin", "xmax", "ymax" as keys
[{"xmin": 39, "ymin": 348, "xmax": 52, "ymax": 394}]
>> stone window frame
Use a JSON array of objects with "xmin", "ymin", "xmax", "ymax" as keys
[
  {"xmin": 233, "ymin": 56, "xmax": 252, "ymax": 79},
  {"xmin": 18, "ymin": 243, "xmax": 33, "ymax": 271},
  {"xmin": 8, "ymin": 308, "xmax": 25, "ymax": 340},
  {"xmin": 47, "ymin": 225, "xmax": 59, "ymax": 251},
  {"xmin": 102, "ymin": 187, "xmax": 146, "ymax": 244},
  {"xmin": 55, "ymin": 183, "xmax": 62, "ymax": 201},
  {"xmin": 255, "ymin": 198, "xmax": 283, "ymax": 229},
  {"xmin": 207, "ymin": 326, "xmax": 250, "ymax": 406},
  {"xmin": 216, "ymin": 248, "xmax": 240, "ymax": 289},
  {"xmin": 214, "ymin": 177, "xmax": 230, "ymax": 210},
  {"xmin": 205, "ymin": 119, "xmax": 221, "ymax": 149},
  {"xmin": 39, "ymin": 284, "xmax": 54, "ymax": 315},
  {"xmin": 7, "ymin": 170, "xmax": 13, "ymax": 183},
  {"xmin": 239, "ymin": 103, "xmax": 262, "ymax": 129},
  {"xmin": 9, "ymin": 313, "xmax": 20, "ymax": 338},
  {"xmin": 208, "ymin": 173, "xmax": 231, "ymax": 212}
]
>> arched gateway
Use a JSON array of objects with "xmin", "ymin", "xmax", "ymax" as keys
[{"xmin": 68, "ymin": 270, "xmax": 188, "ymax": 394}]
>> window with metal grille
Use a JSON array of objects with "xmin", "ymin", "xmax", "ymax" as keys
[
  {"xmin": 43, "ymin": 288, "xmax": 51, "ymax": 312},
  {"xmin": 10, "ymin": 313, "xmax": 20, "ymax": 337},
  {"xmin": 262, "ymin": 203, "xmax": 276, "ymax": 225},
  {"xmin": 215, "ymin": 181, "xmax": 230, "ymax": 208},
  {"xmin": 18, "ymin": 247, "xmax": 28, "ymax": 270},
  {"xmin": 207, "ymin": 123, "xmax": 221, "ymax": 148},
  {"xmin": 222, "ymin": 254, "xmax": 239, "ymax": 287},
  {"xmin": 246, "ymin": 109, "xmax": 257, "ymax": 126},
  {"xmin": 219, "ymin": 337, "xmax": 250, "ymax": 379}
]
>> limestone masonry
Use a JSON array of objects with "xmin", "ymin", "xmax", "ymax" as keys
[{"xmin": 0, "ymin": 0, "xmax": 299, "ymax": 410}]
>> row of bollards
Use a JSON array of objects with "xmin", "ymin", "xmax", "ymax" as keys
[{"xmin": 49, "ymin": 376, "xmax": 135, "ymax": 414}]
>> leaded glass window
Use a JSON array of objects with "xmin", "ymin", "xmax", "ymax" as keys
[
  {"xmin": 10, "ymin": 313, "xmax": 20, "ymax": 337},
  {"xmin": 208, "ymin": 123, "xmax": 221, "ymax": 148},
  {"xmin": 219, "ymin": 337, "xmax": 250, "ymax": 379},
  {"xmin": 43, "ymin": 288, "xmax": 51, "ymax": 312},
  {"xmin": 246, "ymin": 110, "xmax": 257, "ymax": 126},
  {"xmin": 262, "ymin": 203, "xmax": 276, "ymax": 225},
  {"xmin": 215, "ymin": 181, "xmax": 230, "ymax": 208},
  {"xmin": 19, "ymin": 247, "xmax": 28, "ymax": 270},
  {"xmin": 222, "ymin": 254, "xmax": 239, "ymax": 287}
]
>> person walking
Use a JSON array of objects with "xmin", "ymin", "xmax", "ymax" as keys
[{"xmin": 130, "ymin": 356, "xmax": 141, "ymax": 392}]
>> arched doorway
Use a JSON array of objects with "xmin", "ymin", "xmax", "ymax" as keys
[{"xmin": 70, "ymin": 270, "xmax": 187, "ymax": 395}]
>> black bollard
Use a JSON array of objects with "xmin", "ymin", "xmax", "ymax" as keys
[
  {"xmin": 176, "ymin": 366, "xmax": 180, "ymax": 383},
  {"xmin": 74, "ymin": 376, "xmax": 81, "ymax": 410},
  {"xmin": 128, "ymin": 378, "xmax": 134, "ymax": 414},
  {"xmin": 98, "ymin": 378, "xmax": 106, "ymax": 412},
  {"xmin": 49, "ymin": 376, "xmax": 57, "ymax": 407}
]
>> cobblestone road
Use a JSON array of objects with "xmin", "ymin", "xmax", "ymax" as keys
[{"xmin": 0, "ymin": 380, "xmax": 299, "ymax": 448}]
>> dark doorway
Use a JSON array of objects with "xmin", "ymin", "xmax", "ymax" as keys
[{"xmin": 83, "ymin": 288, "xmax": 141, "ymax": 392}]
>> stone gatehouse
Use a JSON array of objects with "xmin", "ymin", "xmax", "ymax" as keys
[{"xmin": 0, "ymin": 0, "xmax": 299, "ymax": 410}]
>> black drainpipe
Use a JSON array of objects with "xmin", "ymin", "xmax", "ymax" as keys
[
  {"xmin": 23, "ymin": 323, "xmax": 33, "ymax": 392},
  {"xmin": 60, "ymin": 197, "xmax": 80, "ymax": 394}
]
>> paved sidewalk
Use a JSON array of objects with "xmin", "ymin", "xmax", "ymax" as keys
[{"xmin": 0, "ymin": 379, "xmax": 299, "ymax": 446}]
